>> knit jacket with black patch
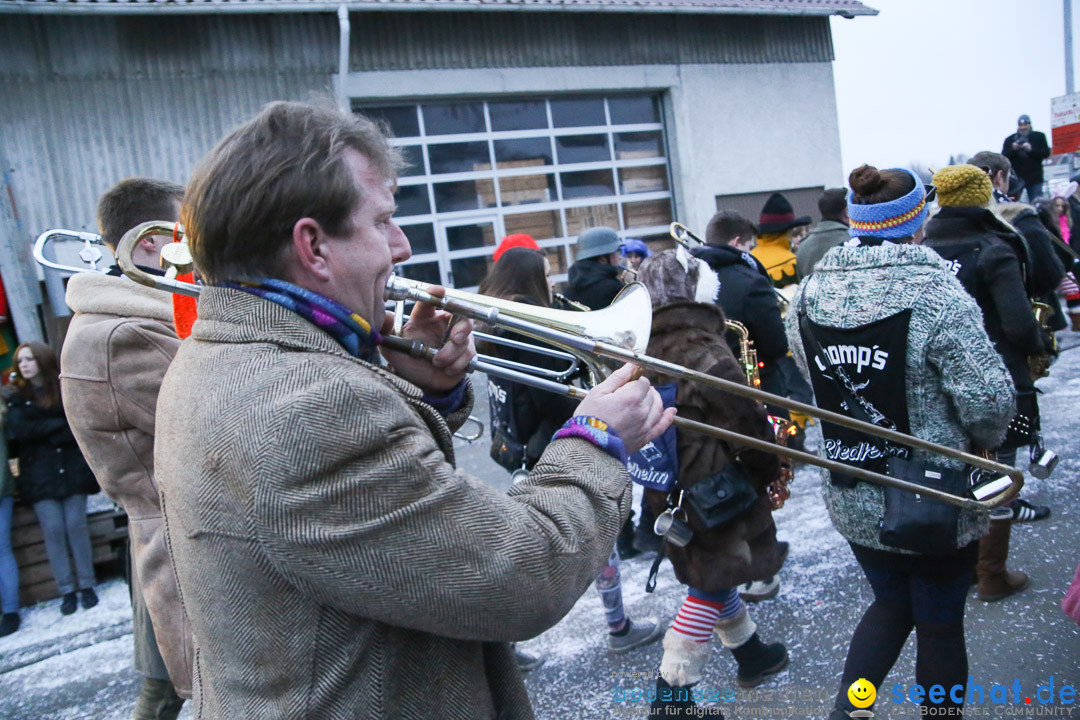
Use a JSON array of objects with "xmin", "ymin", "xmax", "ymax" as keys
[{"xmin": 785, "ymin": 242, "xmax": 1014, "ymax": 553}]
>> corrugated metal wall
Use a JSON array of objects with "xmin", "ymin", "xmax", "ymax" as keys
[
  {"xmin": 0, "ymin": 10, "xmax": 831, "ymax": 248},
  {"xmin": 349, "ymin": 12, "xmax": 832, "ymax": 70},
  {"xmin": 0, "ymin": 14, "xmax": 337, "ymax": 236}
]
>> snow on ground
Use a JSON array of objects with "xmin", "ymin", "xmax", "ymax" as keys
[{"xmin": 3, "ymin": 340, "xmax": 1080, "ymax": 719}]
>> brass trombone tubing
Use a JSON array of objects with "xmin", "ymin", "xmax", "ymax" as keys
[
  {"xmin": 113, "ymin": 222, "xmax": 1021, "ymax": 510},
  {"xmin": 383, "ymin": 333, "xmax": 1016, "ymax": 509},
  {"xmin": 385, "ymin": 276, "xmax": 1022, "ymax": 510},
  {"xmin": 34, "ymin": 229, "xmax": 111, "ymax": 274}
]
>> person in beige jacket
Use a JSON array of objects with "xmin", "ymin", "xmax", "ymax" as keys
[
  {"xmin": 157, "ymin": 101, "xmax": 675, "ymax": 720},
  {"xmin": 61, "ymin": 178, "xmax": 190, "ymax": 719}
]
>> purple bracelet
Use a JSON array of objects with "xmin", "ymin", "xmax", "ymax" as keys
[{"xmin": 552, "ymin": 416, "xmax": 628, "ymax": 465}]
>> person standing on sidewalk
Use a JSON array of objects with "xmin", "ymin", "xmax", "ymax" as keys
[
  {"xmin": 4, "ymin": 342, "xmax": 99, "ymax": 617},
  {"xmin": 0, "ymin": 402, "xmax": 19, "ymax": 636},
  {"xmin": 61, "ymin": 178, "xmax": 190, "ymax": 719}
]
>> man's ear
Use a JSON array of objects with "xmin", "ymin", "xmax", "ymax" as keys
[{"xmin": 290, "ymin": 217, "xmax": 332, "ymax": 282}]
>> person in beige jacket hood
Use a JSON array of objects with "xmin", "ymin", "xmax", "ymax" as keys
[{"xmin": 60, "ymin": 178, "xmax": 191, "ymax": 719}]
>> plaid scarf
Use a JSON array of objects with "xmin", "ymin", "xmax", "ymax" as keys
[{"xmin": 223, "ymin": 278, "xmax": 382, "ymax": 362}]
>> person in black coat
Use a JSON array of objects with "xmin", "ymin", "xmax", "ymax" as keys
[
  {"xmin": 924, "ymin": 168, "xmax": 1048, "ymax": 394},
  {"xmin": 1002, "ymin": 115, "xmax": 1050, "ymax": 201},
  {"xmin": 694, "ymin": 211, "xmax": 791, "ymax": 415},
  {"xmin": 476, "ymin": 247, "xmax": 663, "ymax": 661},
  {"xmin": 925, "ymin": 166, "xmax": 1050, "ymax": 585},
  {"xmin": 566, "ymin": 226, "xmax": 626, "ymax": 310},
  {"xmin": 4, "ymin": 342, "xmax": 98, "ymax": 616}
]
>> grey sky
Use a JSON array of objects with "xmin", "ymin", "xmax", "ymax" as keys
[{"xmin": 830, "ymin": 0, "xmax": 1069, "ymax": 179}]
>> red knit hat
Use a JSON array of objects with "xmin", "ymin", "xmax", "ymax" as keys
[{"xmin": 493, "ymin": 234, "xmax": 540, "ymax": 263}]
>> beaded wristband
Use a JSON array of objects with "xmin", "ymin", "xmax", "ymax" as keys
[
  {"xmin": 552, "ymin": 416, "xmax": 628, "ymax": 465},
  {"xmin": 422, "ymin": 378, "xmax": 468, "ymax": 416}
]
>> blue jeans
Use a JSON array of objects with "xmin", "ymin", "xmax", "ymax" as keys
[
  {"xmin": 0, "ymin": 497, "xmax": 18, "ymax": 614},
  {"xmin": 33, "ymin": 495, "xmax": 96, "ymax": 595}
]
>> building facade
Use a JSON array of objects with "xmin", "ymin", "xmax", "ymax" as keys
[{"xmin": 0, "ymin": 0, "xmax": 873, "ymax": 344}]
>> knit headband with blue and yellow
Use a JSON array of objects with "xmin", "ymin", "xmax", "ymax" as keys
[{"xmin": 847, "ymin": 168, "xmax": 929, "ymax": 240}]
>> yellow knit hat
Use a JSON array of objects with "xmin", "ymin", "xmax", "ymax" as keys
[{"xmin": 932, "ymin": 164, "xmax": 993, "ymax": 208}]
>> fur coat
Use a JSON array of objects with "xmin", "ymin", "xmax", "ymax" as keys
[{"xmin": 642, "ymin": 301, "xmax": 784, "ymax": 591}]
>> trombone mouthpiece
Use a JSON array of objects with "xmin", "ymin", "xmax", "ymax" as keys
[{"xmin": 384, "ymin": 275, "xmax": 416, "ymax": 302}]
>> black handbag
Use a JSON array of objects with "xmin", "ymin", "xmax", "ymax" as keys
[
  {"xmin": 879, "ymin": 457, "xmax": 963, "ymax": 555},
  {"xmin": 683, "ymin": 461, "xmax": 758, "ymax": 530},
  {"xmin": 798, "ymin": 304, "xmax": 965, "ymax": 555}
]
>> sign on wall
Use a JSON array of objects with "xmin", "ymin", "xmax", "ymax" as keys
[{"xmin": 1051, "ymin": 93, "xmax": 1080, "ymax": 155}]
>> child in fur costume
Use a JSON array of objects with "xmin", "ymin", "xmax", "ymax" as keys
[{"xmin": 636, "ymin": 247, "xmax": 789, "ymax": 717}]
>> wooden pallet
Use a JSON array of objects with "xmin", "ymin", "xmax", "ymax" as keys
[{"xmin": 10, "ymin": 501, "xmax": 128, "ymax": 606}]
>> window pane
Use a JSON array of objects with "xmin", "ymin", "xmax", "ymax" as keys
[
  {"xmin": 422, "ymin": 102, "xmax": 485, "ymax": 135},
  {"xmin": 623, "ymin": 199, "xmax": 673, "ymax": 229},
  {"xmin": 433, "ymin": 181, "xmax": 495, "ymax": 213},
  {"xmin": 618, "ymin": 165, "xmax": 669, "ymax": 195},
  {"xmin": 395, "ymin": 184, "xmax": 430, "ymax": 217},
  {"xmin": 565, "ymin": 205, "xmax": 619, "ymax": 237},
  {"xmin": 614, "ymin": 131, "xmax": 664, "ymax": 160},
  {"xmin": 550, "ymin": 97, "xmax": 605, "ymax": 128},
  {"xmin": 544, "ymin": 246, "xmax": 568, "ymax": 277},
  {"xmin": 401, "ymin": 223, "xmax": 436, "ymax": 255},
  {"xmin": 501, "ymin": 174, "xmax": 556, "ymax": 206},
  {"xmin": 428, "ymin": 141, "xmax": 491, "ymax": 175},
  {"xmin": 561, "ymin": 170, "xmax": 615, "ymax": 199},
  {"xmin": 400, "ymin": 261, "xmax": 441, "ymax": 286},
  {"xmin": 398, "ymin": 145, "xmax": 425, "ymax": 177},
  {"xmin": 608, "ymin": 96, "xmax": 660, "ymax": 125},
  {"xmin": 355, "ymin": 104, "xmax": 419, "ymax": 138},
  {"xmin": 503, "ymin": 210, "xmax": 563, "ymax": 240},
  {"xmin": 451, "ymin": 255, "xmax": 494, "ymax": 289},
  {"xmin": 446, "ymin": 224, "xmax": 496, "ymax": 251},
  {"xmin": 555, "ymin": 134, "xmax": 610, "ymax": 165},
  {"xmin": 494, "ymin": 138, "xmax": 553, "ymax": 168},
  {"xmin": 489, "ymin": 100, "xmax": 548, "ymax": 131}
]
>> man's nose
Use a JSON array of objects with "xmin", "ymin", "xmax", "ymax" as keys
[{"xmin": 390, "ymin": 223, "xmax": 411, "ymax": 263}]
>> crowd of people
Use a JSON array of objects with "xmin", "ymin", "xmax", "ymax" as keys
[{"xmin": 1, "ymin": 102, "xmax": 1079, "ymax": 720}]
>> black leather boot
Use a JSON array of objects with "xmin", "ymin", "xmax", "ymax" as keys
[{"xmin": 730, "ymin": 632, "xmax": 789, "ymax": 688}]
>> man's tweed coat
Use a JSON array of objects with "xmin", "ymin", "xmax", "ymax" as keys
[
  {"xmin": 156, "ymin": 287, "xmax": 632, "ymax": 719},
  {"xmin": 785, "ymin": 243, "xmax": 1014, "ymax": 553},
  {"xmin": 60, "ymin": 272, "xmax": 192, "ymax": 695}
]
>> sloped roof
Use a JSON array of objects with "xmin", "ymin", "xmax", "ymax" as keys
[{"xmin": 0, "ymin": 0, "xmax": 877, "ymax": 17}]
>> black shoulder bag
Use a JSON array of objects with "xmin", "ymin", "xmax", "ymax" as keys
[{"xmin": 797, "ymin": 305, "xmax": 964, "ymax": 556}]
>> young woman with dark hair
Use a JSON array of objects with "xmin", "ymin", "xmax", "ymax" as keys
[
  {"xmin": 788, "ymin": 166, "xmax": 1015, "ymax": 719},
  {"xmin": 477, "ymin": 247, "xmax": 662, "ymax": 666},
  {"xmin": 4, "ymin": 341, "xmax": 99, "ymax": 616}
]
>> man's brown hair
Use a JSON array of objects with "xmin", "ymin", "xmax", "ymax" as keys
[
  {"xmin": 97, "ymin": 178, "xmax": 184, "ymax": 250},
  {"xmin": 183, "ymin": 101, "xmax": 404, "ymax": 284},
  {"xmin": 817, "ymin": 188, "xmax": 848, "ymax": 222},
  {"xmin": 706, "ymin": 210, "xmax": 756, "ymax": 246},
  {"xmin": 968, "ymin": 151, "xmax": 1012, "ymax": 178}
]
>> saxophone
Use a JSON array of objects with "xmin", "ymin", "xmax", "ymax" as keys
[
  {"xmin": 725, "ymin": 320, "xmax": 761, "ymax": 388},
  {"xmin": 1029, "ymin": 300, "xmax": 1056, "ymax": 379}
]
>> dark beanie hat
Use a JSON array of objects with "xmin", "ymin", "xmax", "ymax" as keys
[{"xmin": 758, "ymin": 193, "xmax": 811, "ymax": 234}]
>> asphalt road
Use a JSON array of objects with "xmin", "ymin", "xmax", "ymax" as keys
[{"xmin": 2, "ymin": 335, "xmax": 1079, "ymax": 719}]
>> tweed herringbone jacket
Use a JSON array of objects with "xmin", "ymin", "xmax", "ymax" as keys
[
  {"xmin": 156, "ymin": 287, "xmax": 632, "ymax": 719},
  {"xmin": 60, "ymin": 272, "xmax": 192, "ymax": 696},
  {"xmin": 785, "ymin": 242, "xmax": 1014, "ymax": 553}
]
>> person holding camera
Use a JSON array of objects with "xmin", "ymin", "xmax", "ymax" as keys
[
  {"xmin": 787, "ymin": 166, "xmax": 1014, "ymax": 720},
  {"xmin": 1002, "ymin": 115, "xmax": 1050, "ymax": 201}
]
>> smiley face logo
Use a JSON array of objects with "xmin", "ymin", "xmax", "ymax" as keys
[{"xmin": 847, "ymin": 678, "xmax": 876, "ymax": 709}]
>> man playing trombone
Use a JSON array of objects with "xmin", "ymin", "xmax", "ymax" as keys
[{"xmin": 155, "ymin": 101, "xmax": 675, "ymax": 720}]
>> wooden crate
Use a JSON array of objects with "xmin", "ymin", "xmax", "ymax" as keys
[
  {"xmin": 565, "ymin": 205, "xmax": 620, "ymax": 237},
  {"xmin": 504, "ymin": 210, "xmax": 560, "ymax": 241},
  {"xmin": 10, "ymin": 501, "xmax": 128, "ymax": 606}
]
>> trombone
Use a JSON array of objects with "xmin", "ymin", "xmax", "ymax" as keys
[{"xmin": 110, "ymin": 221, "xmax": 1021, "ymax": 510}]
